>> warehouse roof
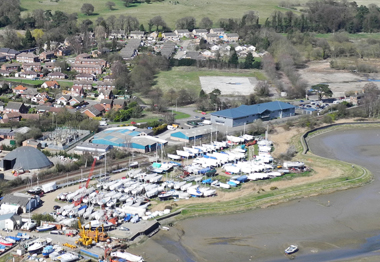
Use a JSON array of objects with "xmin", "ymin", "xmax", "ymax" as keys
[
  {"xmin": 92, "ymin": 127, "xmax": 139, "ymax": 147},
  {"xmin": 171, "ymin": 126, "xmax": 217, "ymax": 139},
  {"xmin": 2, "ymin": 146, "xmax": 53, "ymax": 170},
  {"xmin": 211, "ymin": 101, "xmax": 295, "ymax": 119}
]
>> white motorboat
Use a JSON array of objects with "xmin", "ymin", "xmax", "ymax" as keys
[
  {"xmin": 21, "ymin": 220, "xmax": 37, "ymax": 231},
  {"xmin": 28, "ymin": 238, "xmax": 50, "ymax": 254},
  {"xmin": 36, "ymin": 224, "xmax": 56, "ymax": 232},
  {"xmin": 285, "ymin": 245, "xmax": 298, "ymax": 254},
  {"xmin": 56, "ymin": 251, "xmax": 80, "ymax": 262},
  {"xmin": 106, "ymin": 199, "xmax": 117, "ymax": 207},
  {"xmin": 111, "ymin": 251, "xmax": 143, "ymax": 262}
]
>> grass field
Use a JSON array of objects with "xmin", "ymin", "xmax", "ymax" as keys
[
  {"xmin": 20, "ymin": 0, "xmax": 305, "ymax": 27},
  {"xmin": 3, "ymin": 78, "xmax": 74, "ymax": 87},
  {"xmin": 154, "ymin": 67, "xmax": 266, "ymax": 94},
  {"xmin": 314, "ymin": 33, "xmax": 380, "ymax": 39}
]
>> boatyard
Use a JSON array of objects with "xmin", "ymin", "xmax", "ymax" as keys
[{"xmin": 0, "ymin": 127, "xmax": 314, "ymax": 262}]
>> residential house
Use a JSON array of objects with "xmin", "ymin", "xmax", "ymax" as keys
[
  {"xmin": 129, "ymin": 31, "xmax": 145, "ymax": 39},
  {"xmin": 55, "ymin": 95, "xmax": 71, "ymax": 105},
  {"xmin": 44, "ymin": 62, "xmax": 61, "ymax": 72},
  {"xmin": 22, "ymin": 63, "xmax": 42, "ymax": 72},
  {"xmin": 43, "ymin": 41, "xmax": 59, "ymax": 51},
  {"xmin": 31, "ymin": 92, "xmax": 50, "ymax": 104},
  {"xmin": 98, "ymin": 90, "xmax": 113, "ymax": 100},
  {"xmin": 71, "ymin": 85, "xmax": 85, "ymax": 97},
  {"xmin": 224, "ymin": 33, "xmax": 239, "ymax": 42},
  {"xmin": 39, "ymin": 51, "xmax": 55, "ymax": 61},
  {"xmin": 48, "ymin": 72, "xmax": 67, "ymax": 79},
  {"xmin": 20, "ymin": 89, "xmax": 38, "ymax": 100},
  {"xmin": 13, "ymin": 85, "xmax": 27, "ymax": 95},
  {"xmin": 75, "ymin": 74, "xmax": 93, "ymax": 81},
  {"xmin": 0, "ymin": 48, "xmax": 19, "ymax": 60},
  {"xmin": 16, "ymin": 53, "xmax": 38, "ymax": 63},
  {"xmin": 206, "ymin": 33, "xmax": 220, "ymax": 43},
  {"xmin": 41, "ymin": 80, "xmax": 60, "ymax": 89},
  {"xmin": 69, "ymin": 96, "xmax": 84, "ymax": 106},
  {"xmin": 4, "ymin": 102, "xmax": 28, "ymax": 113},
  {"xmin": 109, "ymin": 30, "xmax": 127, "ymax": 39},
  {"xmin": 75, "ymin": 58, "xmax": 107, "ymax": 67},
  {"xmin": 162, "ymin": 32, "xmax": 178, "ymax": 41},
  {"xmin": 210, "ymin": 28, "xmax": 225, "ymax": 35},
  {"xmin": 96, "ymin": 81, "xmax": 115, "ymax": 92},
  {"xmin": 73, "ymin": 81, "xmax": 93, "ymax": 91},
  {"xmin": 1, "ymin": 63, "xmax": 20, "ymax": 72},
  {"xmin": 83, "ymin": 104, "xmax": 105, "ymax": 118},
  {"xmin": 120, "ymin": 46, "xmax": 138, "ymax": 60},
  {"xmin": 103, "ymin": 75, "xmax": 115, "ymax": 82},
  {"xmin": 0, "ymin": 70, "xmax": 10, "ymax": 76},
  {"xmin": 100, "ymin": 99, "xmax": 113, "ymax": 111},
  {"xmin": 0, "ymin": 112, "xmax": 21, "ymax": 123},
  {"xmin": 174, "ymin": 29, "xmax": 190, "ymax": 38},
  {"xmin": 192, "ymin": 29, "xmax": 208, "ymax": 38},
  {"xmin": 113, "ymin": 99, "xmax": 127, "ymax": 110},
  {"xmin": 75, "ymin": 53, "xmax": 91, "ymax": 61},
  {"xmin": 71, "ymin": 64, "xmax": 102, "ymax": 75},
  {"xmin": 54, "ymin": 48, "xmax": 71, "ymax": 57},
  {"xmin": 160, "ymin": 41, "xmax": 176, "ymax": 58},
  {"xmin": 20, "ymin": 71, "xmax": 38, "ymax": 79}
]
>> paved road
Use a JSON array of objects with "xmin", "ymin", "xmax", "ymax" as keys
[{"xmin": 173, "ymin": 40, "xmax": 192, "ymax": 59}]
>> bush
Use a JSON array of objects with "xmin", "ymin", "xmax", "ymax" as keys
[{"xmin": 270, "ymin": 186, "xmax": 278, "ymax": 190}]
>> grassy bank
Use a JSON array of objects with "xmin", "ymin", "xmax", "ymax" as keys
[{"xmin": 167, "ymin": 124, "xmax": 373, "ymax": 219}]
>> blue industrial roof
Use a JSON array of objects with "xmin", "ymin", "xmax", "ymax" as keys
[{"xmin": 211, "ymin": 101, "xmax": 295, "ymax": 119}]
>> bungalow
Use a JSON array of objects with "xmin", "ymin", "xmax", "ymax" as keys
[
  {"xmin": 20, "ymin": 71, "xmax": 38, "ymax": 79},
  {"xmin": 113, "ymin": 99, "xmax": 127, "ymax": 110},
  {"xmin": 39, "ymin": 51, "xmax": 55, "ymax": 61},
  {"xmin": 210, "ymin": 28, "xmax": 225, "ymax": 35},
  {"xmin": 69, "ymin": 96, "xmax": 84, "ymax": 106},
  {"xmin": 100, "ymin": 99, "xmax": 113, "ymax": 111},
  {"xmin": 22, "ymin": 63, "xmax": 42, "ymax": 72},
  {"xmin": 4, "ymin": 102, "xmax": 28, "ymax": 114},
  {"xmin": 71, "ymin": 85, "xmax": 85, "ymax": 97},
  {"xmin": 75, "ymin": 74, "xmax": 93, "ymax": 81},
  {"xmin": 13, "ymin": 85, "xmax": 27, "ymax": 95},
  {"xmin": 192, "ymin": 29, "xmax": 208, "ymax": 38},
  {"xmin": 0, "ymin": 48, "xmax": 19, "ymax": 60},
  {"xmin": 174, "ymin": 29, "xmax": 190, "ymax": 38},
  {"xmin": 2, "ymin": 112, "xmax": 21, "ymax": 122},
  {"xmin": 16, "ymin": 53, "xmax": 38, "ymax": 63},
  {"xmin": 1, "ymin": 63, "xmax": 20, "ymax": 72},
  {"xmin": 162, "ymin": 32, "xmax": 178, "ymax": 41},
  {"xmin": 73, "ymin": 81, "xmax": 93, "ymax": 91},
  {"xmin": 44, "ymin": 62, "xmax": 61, "ymax": 72},
  {"xmin": 21, "ymin": 89, "xmax": 38, "ymax": 100},
  {"xmin": 48, "ymin": 72, "xmax": 67, "ymax": 79},
  {"xmin": 98, "ymin": 90, "xmax": 113, "ymax": 100},
  {"xmin": 83, "ymin": 104, "xmax": 105, "ymax": 118},
  {"xmin": 56, "ymin": 95, "xmax": 71, "ymax": 105},
  {"xmin": 41, "ymin": 80, "xmax": 60, "ymax": 89},
  {"xmin": 96, "ymin": 81, "xmax": 115, "ymax": 92},
  {"xmin": 129, "ymin": 31, "xmax": 145, "ymax": 39},
  {"xmin": 0, "ymin": 70, "xmax": 10, "ymax": 76},
  {"xmin": 71, "ymin": 64, "xmax": 102, "ymax": 75}
]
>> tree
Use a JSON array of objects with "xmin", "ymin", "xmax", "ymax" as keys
[
  {"xmin": 312, "ymin": 84, "xmax": 333, "ymax": 100},
  {"xmin": 176, "ymin": 16, "xmax": 196, "ymax": 31},
  {"xmin": 149, "ymin": 16, "xmax": 167, "ymax": 31},
  {"xmin": 256, "ymin": 81, "xmax": 270, "ymax": 96},
  {"xmin": 22, "ymin": 29, "xmax": 36, "ymax": 49},
  {"xmin": 105, "ymin": 1, "xmax": 115, "ymax": 10},
  {"xmin": 244, "ymin": 52, "xmax": 254, "ymax": 69},
  {"xmin": 228, "ymin": 49, "xmax": 239, "ymax": 65},
  {"xmin": 199, "ymin": 17, "xmax": 213, "ymax": 29},
  {"xmin": 81, "ymin": 3, "xmax": 95, "ymax": 16}
]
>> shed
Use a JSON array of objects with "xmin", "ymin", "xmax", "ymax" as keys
[{"xmin": 0, "ymin": 213, "xmax": 22, "ymax": 230}]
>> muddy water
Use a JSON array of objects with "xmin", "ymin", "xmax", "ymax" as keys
[{"xmin": 131, "ymin": 128, "xmax": 380, "ymax": 261}]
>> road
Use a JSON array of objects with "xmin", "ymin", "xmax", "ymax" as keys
[{"xmin": 173, "ymin": 40, "xmax": 192, "ymax": 60}]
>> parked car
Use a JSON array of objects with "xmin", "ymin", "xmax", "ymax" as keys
[{"xmin": 53, "ymin": 205, "xmax": 61, "ymax": 210}]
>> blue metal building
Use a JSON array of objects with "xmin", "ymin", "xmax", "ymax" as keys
[
  {"xmin": 210, "ymin": 101, "xmax": 296, "ymax": 127},
  {"xmin": 171, "ymin": 126, "xmax": 218, "ymax": 143}
]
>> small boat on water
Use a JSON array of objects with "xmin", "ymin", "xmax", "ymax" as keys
[
  {"xmin": 285, "ymin": 245, "xmax": 298, "ymax": 254},
  {"xmin": 42, "ymin": 245, "xmax": 55, "ymax": 257},
  {"xmin": 37, "ymin": 224, "xmax": 56, "ymax": 232}
]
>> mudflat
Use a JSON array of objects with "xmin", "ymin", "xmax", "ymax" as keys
[{"xmin": 131, "ymin": 127, "xmax": 380, "ymax": 261}]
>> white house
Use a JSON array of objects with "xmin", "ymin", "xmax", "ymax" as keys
[{"xmin": 0, "ymin": 213, "xmax": 22, "ymax": 230}]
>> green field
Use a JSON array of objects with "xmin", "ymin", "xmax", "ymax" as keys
[
  {"xmin": 314, "ymin": 33, "xmax": 380, "ymax": 39},
  {"xmin": 3, "ymin": 78, "xmax": 74, "ymax": 87},
  {"xmin": 20, "ymin": 0, "xmax": 305, "ymax": 27},
  {"xmin": 154, "ymin": 67, "xmax": 266, "ymax": 93}
]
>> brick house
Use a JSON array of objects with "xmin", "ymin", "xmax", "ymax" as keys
[
  {"xmin": 192, "ymin": 29, "xmax": 208, "ymax": 38},
  {"xmin": 100, "ymin": 99, "xmax": 113, "ymax": 111},
  {"xmin": 22, "ymin": 140, "xmax": 41, "ymax": 149},
  {"xmin": 83, "ymin": 104, "xmax": 105, "ymax": 118},
  {"xmin": 71, "ymin": 64, "xmax": 102, "ymax": 75},
  {"xmin": 39, "ymin": 51, "xmax": 55, "ymax": 61},
  {"xmin": 210, "ymin": 28, "xmax": 225, "ymax": 35},
  {"xmin": 41, "ymin": 81, "xmax": 60, "ymax": 89},
  {"xmin": 71, "ymin": 85, "xmax": 85, "ymax": 97},
  {"xmin": 48, "ymin": 72, "xmax": 67, "ymax": 79},
  {"xmin": 162, "ymin": 32, "xmax": 178, "ymax": 41},
  {"xmin": 73, "ymin": 81, "xmax": 93, "ymax": 91},
  {"xmin": 16, "ymin": 53, "xmax": 39, "ymax": 63},
  {"xmin": 174, "ymin": 29, "xmax": 190, "ymax": 38},
  {"xmin": 0, "ymin": 48, "xmax": 19, "ymax": 60},
  {"xmin": 113, "ymin": 99, "xmax": 127, "ymax": 110},
  {"xmin": 2, "ymin": 112, "xmax": 21, "ymax": 122},
  {"xmin": 1, "ymin": 63, "xmax": 20, "ymax": 72},
  {"xmin": 96, "ymin": 81, "xmax": 115, "ymax": 92},
  {"xmin": 22, "ymin": 63, "xmax": 42, "ymax": 72},
  {"xmin": 103, "ymin": 75, "xmax": 115, "ymax": 82},
  {"xmin": 4, "ymin": 102, "xmax": 28, "ymax": 113},
  {"xmin": 20, "ymin": 71, "xmax": 38, "ymax": 79},
  {"xmin": 44, "ymin": 62, "xmax": 61, "ymax": 72},
  {"xmin": 0, "ymin": 70, "xmax": 10, "ymax": 76}
]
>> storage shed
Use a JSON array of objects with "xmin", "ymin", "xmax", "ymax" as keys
[{"xmin": 0, "ymin": 213, "xmax": 22, "ymax": 230}]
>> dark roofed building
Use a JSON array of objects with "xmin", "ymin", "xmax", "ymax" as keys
[{"xmin": 5, "ymin": 102, "xmax": 28, "ymax": 114}]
